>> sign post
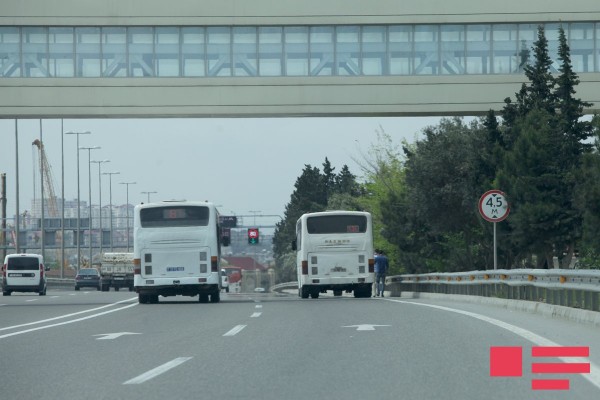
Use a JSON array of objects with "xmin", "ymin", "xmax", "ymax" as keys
[{"xmin": 478, "ymin": 190, "xmax": 510, "ymax": 270}]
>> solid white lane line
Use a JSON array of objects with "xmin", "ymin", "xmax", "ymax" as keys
[
  {"xmin": 0, "ymin": 302, "xmax": 138, "ymax": 339},
  {"xmin": 0, "ymin": 297, "xmax": 138, "ymax": 332},
  {"xmin": 387, "ymin": 299, "xmax": 600, "ymax": 391},
  {"xmin": 25, "ymin": 299, "xmax": 38, "ymax": 302},
  {"xmin": 250, "ymin": 312, "xmax": 262, "ymax": 318},
  {"xmin": 123, "ymin": 357, "xmax": 193, "ymax": 385},
  {"xmin": 223, "ymin": 325, "xmax": 247, "ymax": 337}
]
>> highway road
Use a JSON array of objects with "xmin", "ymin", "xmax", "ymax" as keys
[{"xmin": 1, "ymin": 289, "xmax": 598, "ymax": 400}]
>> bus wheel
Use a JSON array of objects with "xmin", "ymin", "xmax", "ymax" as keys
[
  {"xmin": 138, "ymin": 293, "xmax": 149, "ymax": 304},
  {"xmin": 150, "ymin": 295, "xmax": 159, "ymax": 304},
  {"xmin": 300, "ymin": 287, "xmax": 310, "ymax": 299},
  {"xmin": 333, "ymin": 290, "xmax": 342, "ymax": 297},
  {"xmin": 199, "ymin": 294, "xmax": 209, "ymax": 303},
  {"xmin": 310, "ymin": 291, "xmax": 319, "ymax": 299},
  {"xmin": 210, "ymin": 292, "xmax": 220, "ymax": 303}
]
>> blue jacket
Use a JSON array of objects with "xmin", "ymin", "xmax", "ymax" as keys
[{"xmin": 374, "ymin": 254, "xmax": 389, "ymax": 274}]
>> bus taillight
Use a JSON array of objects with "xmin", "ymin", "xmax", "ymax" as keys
[
  {"xmin": 211, "ymin": 256, "xmax": 218, "ymax": 272},
  {"xmin": 368, "ymin": 258, "xmax": 375, "ymax": 273},
  {"xmin": 301, "ymin": 260, "xmax": 308, "ymax": 275},
  {"xmin": 133, "ymin": 258, "xmax": 141, "ymax": 275}
]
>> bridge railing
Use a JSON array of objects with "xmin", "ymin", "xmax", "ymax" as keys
[{"xmin": 386, "ymin": 269, "xmax": 600, "ymax": 312}]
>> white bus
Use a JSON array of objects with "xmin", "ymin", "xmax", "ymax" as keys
[
  {"xmin": 133, "ymin": 200, "xmax": 223, "ymax": 304},
  {"xmin": 292, "ymin": 211, "xmax": 374, "ymax": 299}
]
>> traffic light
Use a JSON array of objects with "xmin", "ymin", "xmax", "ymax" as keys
[{"xmin": 248, "ymin": 228, "xmax": 259, "ymax": 244}]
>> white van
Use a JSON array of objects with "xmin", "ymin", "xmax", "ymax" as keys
[{"xmin": 2, "ymin": 253, "xmax": 48, "ymax": 296}]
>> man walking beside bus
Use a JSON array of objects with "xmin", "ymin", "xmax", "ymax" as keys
[{"xmin": 374, "ymin": 249, "xmax": 389, "ymax": 297}]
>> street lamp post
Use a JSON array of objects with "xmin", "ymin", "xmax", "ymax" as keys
[
  {"xmin": 65, "ymin": 131, "xmax": 90, "ymax": 270},
  {"xmin": 102, "ymin": 172, "xmax": 120, "ymax": 251},
  {"xmin": 91, "ymin": 160, "xmax": 110, "ymax": 255},
  {"xmin": 80, "ymin": 146, "xmax": 100, "ymax": 266},
  {"xmin": 141, "ymin": 191, "xmax": 157, "ymax": 203},
  {"xmin": 120, "ymin": 182, "xmax": 136, "ymax": 252}
]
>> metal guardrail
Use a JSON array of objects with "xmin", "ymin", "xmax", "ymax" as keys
[
  {"xmin": 270, "ymin": 282, "xmax": 297, "ymax": 293},
  {"xmin": 387, "ymin": 269, "xmax": 600, "ymax": 312},
  {"xmin": 47, "ymin": 278, "xmax": 75, "ymax": 288}
]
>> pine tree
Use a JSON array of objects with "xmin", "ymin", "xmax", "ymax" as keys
[
  {"xmin": 555, "ymin": 26, "xmax": 593, "ymax": 158},
  {"xmin": 523, "ymin": 25, "xmax": 556, "ymax": 114}
]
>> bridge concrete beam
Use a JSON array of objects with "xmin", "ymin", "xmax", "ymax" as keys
[
  {"xmin": 3, "ymin": 74, "xmax": 599, "ymax": 119},
  {"xmin": 2, "ymin": 0, "xmax": 599, "ymax": 26}
]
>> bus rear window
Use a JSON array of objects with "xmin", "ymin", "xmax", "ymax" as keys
[
  {"xmin": 306, "ymin": 215, "xmax": 367, "ymax": 234},
  {"xmin": 140, "ymin": 206, "xmax": 210, "ymax": 227}
]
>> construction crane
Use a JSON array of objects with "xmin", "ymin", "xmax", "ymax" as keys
[
  {"xmin": 32, "ymin": 139, "xmax": 63, "ymax": 264},
  {"xmin": 32, "ymin": 139, "xmax": 60, "ymax": 219}
]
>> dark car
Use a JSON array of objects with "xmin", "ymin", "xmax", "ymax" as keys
[{"xmin": 75, "ymin": 268, "xmax": 101, "ymax": 291}]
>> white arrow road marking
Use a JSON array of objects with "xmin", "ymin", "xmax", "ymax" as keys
[
  {"xmin": 255, "ymin": 304, "xmax": 263, "ymax": 309},
  {"xmin": 250, "ymin": 312, "xmax": 262, "ymax": 318},
  {"xmin": 343, "ymin": 324, "xmax": 391, "ymax": 331},
  {"xmin": 0, "ymin": 297, "xmax": 138, "ymax": 333},
  {"xmin": 223, "ymin": 325, "xmax": 247, "ymax": 336},
  {"xmin": 0, "ymin": 302, "xmax": 138, "ymax": 340},
  {"xmin": 93, "ymin": 332, "xmax": 142, "ymax": 340},
  {"xmin": 123, "ymin": 357, "xmax": 193, "ymax": 385}
]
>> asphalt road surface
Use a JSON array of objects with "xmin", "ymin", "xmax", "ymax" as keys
[{"xmin": 1, "ymin": 289, "xmax": 598, "ymax": 400}]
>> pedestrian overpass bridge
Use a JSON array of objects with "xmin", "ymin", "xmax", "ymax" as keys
[{"xmin": 1, "ymin": 0, "xmax": 599, "ymax": 118}]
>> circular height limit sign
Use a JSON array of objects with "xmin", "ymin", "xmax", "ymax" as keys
[{"xmin": 478, "ymin": 190, "xmax": 510, "ymax": 222}]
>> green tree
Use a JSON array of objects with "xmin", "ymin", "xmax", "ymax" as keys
[
  {"xmin": 497, "ymin": 109, "xmax": 568, "ymax": 267},
  {"xmin": 497, "ymin": 25, "xmax": 596, "ymax": 269},
  {"xmin": 574, "ymin": 116, "xmax": 600, "ymax": 269}
]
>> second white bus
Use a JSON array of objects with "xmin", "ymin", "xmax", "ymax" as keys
[
  {"xmin": 292, "ymin": 211, "xmax": 374, "ymax": 299},
  {"xmin": 133, "ymin": 201, "xmax": 223, "ymax": 304}
]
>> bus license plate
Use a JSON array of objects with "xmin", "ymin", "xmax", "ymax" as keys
[{"xmin": 167, "ymin": 267, "xmax": 185, "ymax": 272}]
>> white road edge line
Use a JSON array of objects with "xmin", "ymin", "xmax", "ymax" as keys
[
  {"xmin": 386, "ymin": 299, "xmax": 600, "ymax": 391},
  {"xmin": 250, "ymin": 312, "xmax": 262, "ymax": 318},
  {"xmin": 123, "ymin": 357, "xmax": 193, "ymax": 385},
  {"xmin": 0, "ymin": 302, "xmax": 138, "ymax": 339},
  {"xmin": 0, "ymin": 297, "xmax": 138, "ymax": 332},
  {"xmin": 223, "ymin": 325, "xmax": 247, "ymax": 336}
]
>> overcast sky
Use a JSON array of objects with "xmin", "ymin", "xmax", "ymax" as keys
[{"xmin": 0, "ymin": 117, "xmax": 445, "ymax": 225}]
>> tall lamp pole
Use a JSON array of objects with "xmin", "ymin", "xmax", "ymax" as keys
[
  {"xmin": 91, "ymin": 160, "xmax": 110, "ymax": 256},
  {"xmin": 120, "ymin": 182, "xmax": 136, "ymax": 252},
  {"xmin": 102, "ymin": 172, "xmax": 120, "ymax": 251},
  {"xmin": 141, "ymin": 191, "xmax": 157, "ymax": 203},
  {"xmin": 65, "ymin": 131, "xmax": 90, "ymax": 270},
  {"xmin": 80, "ymin": 146, "xmax": 100, "ymax": 266}
]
